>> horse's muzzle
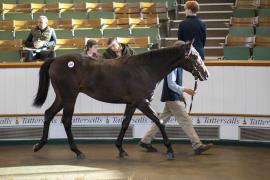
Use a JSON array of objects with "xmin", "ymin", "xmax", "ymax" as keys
[{"xmin": 192, "ymin": 69, "xmax": 209, "ymax": 81}]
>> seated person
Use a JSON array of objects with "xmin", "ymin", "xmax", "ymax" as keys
[
  {"xmin": 82, "ymin": 39, "xmax": 102, "ymax": 60},
  {"xmin": 23, "ymin": 16, "xmax": 56, "ymax": 62},
  {"xmin": 103, "ymin": 38, "xmax": 135, "ymax": 59}
]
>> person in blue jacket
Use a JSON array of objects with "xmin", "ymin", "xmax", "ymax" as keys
[{"xmin": 178, "ymin": 1, "xmax": 206, "ymax": 60}]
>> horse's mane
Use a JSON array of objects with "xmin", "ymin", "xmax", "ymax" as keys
[{"xmin": 121, "ymin": 46, "xmax": 184, "ymax": 65}]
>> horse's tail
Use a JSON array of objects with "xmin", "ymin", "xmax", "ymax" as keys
[{"xmin": 33, "ymin": 58, "xmax": 55, "ymax": 107}]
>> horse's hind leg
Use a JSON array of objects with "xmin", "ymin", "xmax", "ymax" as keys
[
  {"xmin": 62, "ymin": 101, "xmax": 85, "ymax": 159},
  {"xmin": 33, "ymin": 98, "xmax": 63, "ymax": 152},
  {"xmin": 116, "ymin": 104, "xmax": 136, "ymax": 158},
  {"xmin": 137, "ymin": 100, "xmax": 174, "ymax": 160}
]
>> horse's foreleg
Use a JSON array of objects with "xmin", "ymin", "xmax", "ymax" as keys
[
  {"xmin": 34, "ymin": 98, "xmax": 63, "ymax": 152},
  {"xmin": 137, "ymin": 100, "xmax": 174, "ymax": 160},
  {"xmin": 62, "ymin": 102, "xmax": 85, "ymax": 159},
  {"xmin": 116, "ymin": 104, "xmax": 136, "ymax": 158}
]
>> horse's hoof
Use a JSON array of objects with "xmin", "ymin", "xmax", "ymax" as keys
[
  {"xmin": 77, "ymin": 153, "xmax": 86, "ymax": 160},
  {"xmin": 119, "ymin": 151, "xmax": 128, "ymax": 158},
  {"xmin": 33, "ymin": 144, "xmax": 41, "ymax": 152},
  {"xmin": 167, "ymin": 152, "xmax": 174, "ymax": 160}
]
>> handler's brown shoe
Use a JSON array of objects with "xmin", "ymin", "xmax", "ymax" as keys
[
  {"xmin": 194, "ymin": 143, "xmax": 213, "ymax": 155},
  {"xmin": 139, "ymin": 141, "xmax": 158, "ymax": 152}
]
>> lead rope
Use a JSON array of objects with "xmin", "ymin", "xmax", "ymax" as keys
[{"xmin": 189, "ymin": 79, "xmax": 198, "ymax": 114}]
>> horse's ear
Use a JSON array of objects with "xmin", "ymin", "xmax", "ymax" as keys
[
  {"xmin": 185, "ymin": 40, "xmax": 192, "ymax": 50},
  {"xmin": 191, "ymin": 38, "xmax": 195, "ymax": 46}
]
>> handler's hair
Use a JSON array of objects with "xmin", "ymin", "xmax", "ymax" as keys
[{"xmin": 184, "ymin": 1, "xmax": 200, "ymax": 13}]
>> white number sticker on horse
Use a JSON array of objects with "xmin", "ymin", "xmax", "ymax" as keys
[{"xmin": 68, "ymin": 61, "xmax": 75, "ymax": 68}]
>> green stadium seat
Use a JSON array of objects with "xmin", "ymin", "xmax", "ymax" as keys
[
  {"xmin": 0, "ymin": 50, "xmax": 21, "ymax": 62},
  {"xmin": 228, "ymin": 27, "xmax": 254, "ymax": 37},
  {"xmin": 253, "ymin": 47, "xmax": 270, "ymax": 60},
  {"xmin": 223, "ymin": 46, "xmax": 251, "ymax": 60},
  {"xmin": 4, "ymin": 13, "xmax": 33, "ymax": 21},
  {"xmin": 74, "ymin": 29, "xmax": 102, "ymax": 38},
  {"xmin": 0, "ymin": 31, "xmax": 14, "ymax": 40},
  {"xmin": 33, "ymin": 12, "xmax": 60, "ymax": 20},
  {"xmin": 15, "ymin": 30, "xmax": 30, "ymax": 40},
  {"xmin": 55, "ymin": 49, "xmax": 82, "ymax": 57},
  {"xmin": 103, "ymin": 28, "xmax": 130, "ymax": 38},
  {"xmin": 88, "ymin": 12, "xmax": 114, "ymax": 19},
  {"xmin": 233, "ymin": 9, "xmax": 256, "ymax": 17},
  {"xmin": 131, "ymin": 28, "xmax": 159, "ymax": 44},
  {"xmin": 54, "ymin": 30, "xmax": 73, "ymax": 39},
  {"xmin": 60, "ymin": 12, "xmax": 88, "ymax": 20},
  {"xmin": 17, "ymin": 0, "xmax": 44, "ymax": 4},
  {"xmin": 256, "ymin": 27, "xmax": 270, "ymax": 36},
  {"xmin": 258, "ymin": 9, "xmax": 270, "ymax": 17}
]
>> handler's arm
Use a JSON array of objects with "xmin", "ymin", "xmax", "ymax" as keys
[{"xmin": 167, "ymin": 69, "xmax": 184, "ymax": 96}]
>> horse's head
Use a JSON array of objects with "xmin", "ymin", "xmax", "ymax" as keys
[{"xmin": 181, "ymin": 41, "xmax": 210, "ymax": 81}]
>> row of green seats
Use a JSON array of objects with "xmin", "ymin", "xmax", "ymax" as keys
[
  {"xmin": 0, "ymin": 0, "xmax": 175, "ymax": 8},
  {"xmin": 225, "ymin": 26, "xmax": 270, "ymax": 60},
  {"xmin": 0, "ymin": 43, "xmax": 150, "ymax": 62},
  {"xmin": 233, "ymin": 8, "xmax": 270, "ymax": 17},
  {"xmin": 229, "ymin": 27, "xmax": 270, "ymax": 37},
  {"xmin": 1, "ymin": 12, "xmax": 123, "ymax": 21},
  {"xmin": 0, "ymin": 28, "xmax": 159, "ymax": 44},
  {"xmin": 224, "ymin": 46, "xmax": 270, "ymax": 60}
]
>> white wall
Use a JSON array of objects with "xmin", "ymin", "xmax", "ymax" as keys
[{"xmin": 0, "ymin": 66, "xmax": 269, "ymax": 115}]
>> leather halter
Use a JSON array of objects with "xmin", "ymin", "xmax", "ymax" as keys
[{"xmin": 189, "ymin": 79, "xmax": 198, "ymax": 114}]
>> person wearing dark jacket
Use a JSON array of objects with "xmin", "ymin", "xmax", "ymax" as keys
[
  {"xmin": 178, "ymin": 1, "xmax": 206, "ymax": 60},
  {"xmin": 103, "ymin": 38, "xmax": 135, "ymax": 59},
  {"xmin": 139, "ymin": 41, "xmax": 213, "ymax": 154},
  {"xmin": 23, "ymin": 16, "xmax": 56, "ymax": 62}
]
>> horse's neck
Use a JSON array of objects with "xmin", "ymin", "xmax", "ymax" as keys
[{"xmin": 147, "ymin": 48, "xmax": 184, "ymax": 83}]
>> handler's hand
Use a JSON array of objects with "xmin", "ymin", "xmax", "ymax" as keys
[{"xmin": 184, "ymin": 88, "xmax": 196, "ymax": 96}]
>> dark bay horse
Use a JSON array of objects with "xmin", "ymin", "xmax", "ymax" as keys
[{"xmin": 33, "ymin": 42, "xmax": 209, "ymax": 160}]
